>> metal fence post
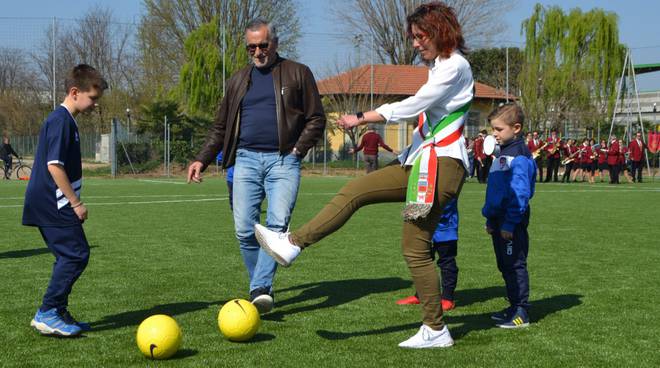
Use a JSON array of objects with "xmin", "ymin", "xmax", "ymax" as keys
[{"xmin": 110, "ymin": 118, "xmax": 117, "ymax": 178}]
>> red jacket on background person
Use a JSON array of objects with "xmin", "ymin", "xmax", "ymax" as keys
[
  {"xmin": 353, "ymin": 130, "xmax": 393, "ymax": 155},
  {"xmin": 544, "ymin": 136, "xmax": 561, "ymax": 159},
  {"xmin": 618, "ymin": 146, "xmax": 628, "ymax": 166},
  {"xmin": 597, "ymin": 147, "xmax": 607, "ymax": 164},
  {"xmin": 628, "ymin": 138, "xmax": 646, "ymax": 162},
  {"xmin": 580, "ymin": 144, "xmax": 593, "ymax": 164},
  {"xmin": 563, "ymin": 144, "xmax": 578, "ymax": 162},
  {"xmin": 474, "ymin": 136, "xmax": 485, "ymax": 160},
  {"xmin": 527, "ymin": 138, "xmax": 543, "ymax": 157},
  {"xmin": 607, "ymin": 140, "xmax": 620, "ymax": 165}
]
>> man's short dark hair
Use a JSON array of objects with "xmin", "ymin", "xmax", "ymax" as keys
[{"xmin": 64, "ymin": 64, "xmax": 108, "ymax": 93}]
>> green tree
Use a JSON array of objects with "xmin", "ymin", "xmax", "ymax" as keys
[
  {"xmin": 138, "ymin": 0, "xmax": 301, "ymax": 97},
  {"xmin": 519, "ymin": 4, "xmax": 625, "ymax": 133},
  {"xmin": 468, "ymin": 47, "xmax": 523, "ymax": 93},
  {"xmin": 176, "ymin": 18, "xmax": 248, "ymax": 118}
]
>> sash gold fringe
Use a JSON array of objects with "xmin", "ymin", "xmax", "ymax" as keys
[{"xmin": 402, "ymin": 203, "xmax": 432, "ymax": 221}]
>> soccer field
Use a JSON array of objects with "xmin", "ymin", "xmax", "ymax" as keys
[{"xmin": 1, "ymin": 177, "xmax": 659, "ymax": 367}]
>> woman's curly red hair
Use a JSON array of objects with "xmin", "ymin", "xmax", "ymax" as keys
[{"xmin": 406, "ymin": 2, "xmax": 467, "ymax": 59}]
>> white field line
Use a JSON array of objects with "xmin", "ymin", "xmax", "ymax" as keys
[
  {"xmin": 0, "ymin": 197, "xmax": 228, "ymax": 209},
  {"xmin": 0, "ymin": 192, "xmax": 339, "ymax": 208},
  {"xmin": 138, "ymin": 179, "xmax": 186, "ymax": 185},
  {"xmin": 2, "ymin": 188, "xmax": 658, "ymax": 208}
]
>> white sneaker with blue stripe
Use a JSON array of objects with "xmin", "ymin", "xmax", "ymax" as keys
[{"xmin": 30, "ymin": 308, "xmax": 82, "ymax": 336}]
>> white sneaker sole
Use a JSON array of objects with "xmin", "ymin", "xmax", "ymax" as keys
[
  {"xmin": 251, "ymin": 294, "xmax": 274, "ymax": 314},
  {"xmin": 30, "ymin": 319, "xmax": 80, "ymax": 336},
  {"xmin": 398, "ymin": 339, "xmax": 454, "ymax": 349},
  {"xmin": 497, "ymin": 322, "xmax": 529, "ymax": 329},
  {"xmin": 254, "ymin": 226, "xmax": 292, "ymax": 267}
]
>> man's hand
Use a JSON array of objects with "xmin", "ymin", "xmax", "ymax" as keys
[
  {"xmin": 500, "ymin": 230, "xmax": 514, "ymax": 240},
  {"xmin": 187, "ymin": 161, "xmax": 204, "ymax": 183},
  {"xmin": 73, "ymin": 203, "xmax": 88, "ymax": 222},
  {"xmin": 337, "ymin": 114, "xmax": 361, "ymax": 129},
  {"xmin": 348, "ymin": 148, "xmax": 355, "ymax": 154}
]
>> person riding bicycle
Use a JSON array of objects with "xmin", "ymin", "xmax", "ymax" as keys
[{"xmin": 1, "ymin": 136, "xmax": 21, "ymax": 179}]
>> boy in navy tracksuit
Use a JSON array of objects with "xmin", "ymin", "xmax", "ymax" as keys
[
  {"xmin": 482, "ymin": 103, "xmax": 536, "ymax": 328},
  {"xmin": 396, "ymin": 198, "xmax": 459, "ymax": 312},
  {"xmin": 23, "ymin": 64, "xmax": 108, "ymax": 337}
]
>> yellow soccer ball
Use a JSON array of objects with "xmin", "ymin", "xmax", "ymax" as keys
[
  {"xmin": 136, "ymin": 315, "xmax": 182, "ymax": 360},
  {"xmin": 218, "ymin": 299, "xmax": 261, "ymax": 341}
]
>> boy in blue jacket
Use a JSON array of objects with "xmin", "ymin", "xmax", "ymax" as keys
[{"xmin": 482, "ymin": 103, "xmax": 536, "ymax": 329}]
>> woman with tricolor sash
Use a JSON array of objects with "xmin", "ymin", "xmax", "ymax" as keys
[{"xmin": 254, "ymin": 2, "xmax": 472, "ymax": 349}]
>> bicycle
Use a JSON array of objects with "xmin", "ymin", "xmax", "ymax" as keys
[{"xmin": 1, "ymin": 157, "xmax": 32, "ymax": 180}]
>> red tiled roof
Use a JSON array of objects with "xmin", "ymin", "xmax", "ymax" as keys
[{"xmin": 317, "ymin": 64, "xmax": 516, "ymax": 100}]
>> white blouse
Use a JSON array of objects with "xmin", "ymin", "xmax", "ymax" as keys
[{"xmin": 375, "ymin": 52, "xmax": 474, "ymax": 169}]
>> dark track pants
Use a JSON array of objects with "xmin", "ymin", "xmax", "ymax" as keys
[
  {"xmin": 490, "ymin": 211, "xmax": 530, "ymax": 311},
  {"xmin": 433, "ymin": 240, "xmax": 458, "ymax": 301},
  {"xmin": 38, "ymin": 225, "xmax": 90, "ymax": 312}
]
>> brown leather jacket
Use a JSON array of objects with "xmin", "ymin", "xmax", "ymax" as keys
[{"xmin": 195, "ymin": 56, "xmax": 326, "ymax": 170}]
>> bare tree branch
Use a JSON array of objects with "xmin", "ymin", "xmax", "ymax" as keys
[{"xmin": 338, "ymin": 0, "xmax": 514, "ymax": 65}]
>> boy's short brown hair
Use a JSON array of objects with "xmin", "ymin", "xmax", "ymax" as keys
[
  {"xmin": 488, "ymin": 102, "xmax": 525, "ymax": 127},
  {"xmin": 64, "ymin": 64, "xmax": 108, "ymax": 93}
]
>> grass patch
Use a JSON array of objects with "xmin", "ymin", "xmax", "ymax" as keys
[{"xmin": 1, "ymin": 177, "xmax": 659, "ymax": 367}]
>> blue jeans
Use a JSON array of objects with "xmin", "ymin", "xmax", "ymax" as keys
[{"xmin": 233, "ymin": 149, "xmax": 301, "ymax": 293}]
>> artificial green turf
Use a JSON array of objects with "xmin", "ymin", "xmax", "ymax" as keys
[{"xmin": 1, "ymin": 176, "xmax": 659, "ymax": 367}]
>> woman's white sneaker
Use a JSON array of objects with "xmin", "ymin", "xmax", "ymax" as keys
[
  {"xmin": 254, "ymin": 224, "xmax": 301, "ymax": 267},
  {"xmin": 398, "ymin": 324, "xmax": 454, "ymax": 349}
]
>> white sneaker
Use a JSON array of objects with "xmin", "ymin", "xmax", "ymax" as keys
[
  {"xmin": 398, "ymin": 324, "xmax": 454, "ymax": 349},
  {"xmin": 254, "ymin": 224, "xmax": 301, "ymax": 267}
]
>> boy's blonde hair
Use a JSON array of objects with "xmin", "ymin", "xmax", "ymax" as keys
[{"xmin": 488, "ymin": 102, "xmax": 525, "ymax": 128}]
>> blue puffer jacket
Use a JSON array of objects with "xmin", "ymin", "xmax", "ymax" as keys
[{"xmin": 482, "ymin": 137, "xmax": 536, "ymax": 233}]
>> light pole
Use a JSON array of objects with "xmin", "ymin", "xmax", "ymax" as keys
[{"xmin": 126, "ymin": 108, "xmax": 131, "ymax": 139}]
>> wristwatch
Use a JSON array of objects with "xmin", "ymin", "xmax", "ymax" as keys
[{"xmin": 356, "ymin": 111, "xmax": 364, "ymax": 121}]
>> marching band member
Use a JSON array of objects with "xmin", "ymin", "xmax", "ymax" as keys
[
  {"xmin": 543, "ymin": 129, "xmax": 561, "ymax": 182},
  {"xmin": 527, "ymin": 131, "xmax": 544, "ymax": 182},
  {"xmin": 607, "ymin": 135, "xmax": 620, "ymax": 184},
  {"xmin": 628, "ymin": 132, "xmax": 647, "ymax": 183},
  {"xmin": 561, "ymin": 138, "xmax": 578, "ymax": 183}
]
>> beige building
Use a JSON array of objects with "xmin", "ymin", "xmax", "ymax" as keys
[{"xmin": 317, "ymin": 64, "xmax": 516, "ymax": 154}]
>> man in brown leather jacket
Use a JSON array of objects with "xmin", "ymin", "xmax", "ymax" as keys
[{"xmin": 187, "ymin": 18, "xmax": 325, "ymax": 314}]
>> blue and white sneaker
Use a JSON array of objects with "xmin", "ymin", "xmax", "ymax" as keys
[
  {"xmin": 30, "ymin": 308, "xmax": 82, "ymax": 336},
  {"xmin": 496, "ymin": 306, "xmax": 530, "ymax": 329},
  {"xmin": 60, "ymin": 309, "xmax": 92, "ymax": 332}
]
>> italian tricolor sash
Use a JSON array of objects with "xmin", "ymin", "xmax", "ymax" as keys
[{"xmin": 403, "ymin": 102, "xmax": 470, "ymax": 221}]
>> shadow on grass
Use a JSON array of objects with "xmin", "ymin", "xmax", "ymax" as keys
[
  {"xmin": 316, "ymin": 293, "xmax": 583, "ymax": 341},
  {"xmin": 262, "ymin": 277, "xmax": 412, "ymax": 322},
  {"xmin": 168, "ymin": 349, "xmax": 199, "ymax": 360},
  {"xmin": 0, "ymin": 245, "xmax": 98, "ymax": 259},
  {"xmin": 233, "ymin": 333, "xmax": 276, "ymax": 344},
  {"xmin": 453, "ymin": 286, "xmax": 506, "ymax": 307},
  {"xmin": 90, "ymin": 300, "xmax": 223, "ymax": 331}
]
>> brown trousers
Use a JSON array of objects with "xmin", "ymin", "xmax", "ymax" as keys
[{"xmin": 291, "ymin": 157, "xmax": 465, "ymax": 329}]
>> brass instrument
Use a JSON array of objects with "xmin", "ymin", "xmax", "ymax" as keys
[
  {"xmin": 548, "ymin": 139, "xmax": 561, "ymax": 155},
  {"xmin": 531, "ymin": 142, "xmax": 548, "ymax": 159},
  {"xmin": 561, "ymin": 147, "xmax": 584, "ymax": 165}
]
